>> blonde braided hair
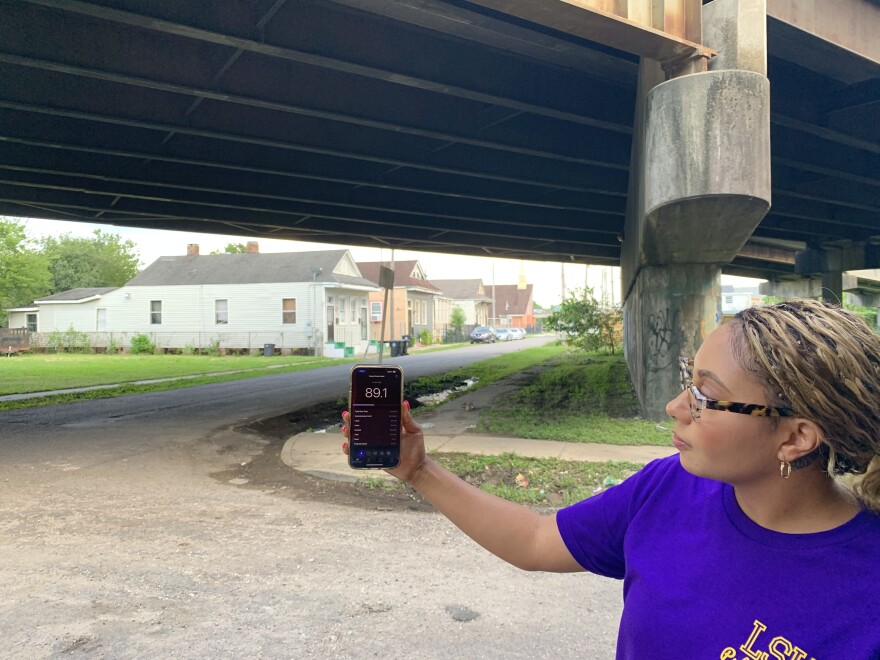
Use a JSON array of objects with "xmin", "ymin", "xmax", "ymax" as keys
[{"xmin": 729, "ymin": 300, "xmax": 880, "ymax": 512}]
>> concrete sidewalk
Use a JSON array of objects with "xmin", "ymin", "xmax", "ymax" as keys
[
  {"xmin": 280, "ymin": 370, "xmax": 677, "ymax": 482},
  {"xmin": 280, "ymin": 431, "xmax": 677, "ymax": 482}
]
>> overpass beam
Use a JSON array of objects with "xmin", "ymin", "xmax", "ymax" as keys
[
  {"xmin": 791, "ymin": 243, "xmax": 880, "ymax": 303},
  {"xmin": 621, "ymin": 0, "xmax": 771, "ymax": 419},
  {"xmin": 759, "ymin": 273, "xmax": 863, "ymax": 300}
]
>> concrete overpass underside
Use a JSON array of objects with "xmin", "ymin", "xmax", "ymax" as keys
[{"xmin": 0, "ymin": 0, "xmax": 877, "ymax": 416}]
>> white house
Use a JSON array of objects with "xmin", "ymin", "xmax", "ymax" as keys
[
  {"xmin": 721, "ymin": 285, "xmax": 762, "ymax": 316},
  {"xmin": 7, "ymin": 244, "xmax": 381, "ymax": 356}
]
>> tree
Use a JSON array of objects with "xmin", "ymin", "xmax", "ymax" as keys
[
  {"xmin": 546, "ymin": 287, "xmax": 621, "ymax": 354},
  {"xmin": 0, "ymin": 219, "xmax": 52, "ymax": 326},
  {"xmin": 210, "ymin": 243, "xmax": 247, "ymax": 254},
  {"xmin": 449, "ymin": 305, "xmax": 466, "ymax": 341},
  {"xmin": 40, "ymin": 229, "xmax": 140, "ymax": 293}
]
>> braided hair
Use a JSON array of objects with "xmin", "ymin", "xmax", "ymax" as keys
[{"xmin": 729, "ymin": 300, "xmax": 880, "ymax": 512}]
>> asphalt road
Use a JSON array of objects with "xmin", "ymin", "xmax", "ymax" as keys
[{"xmin": 0, "ymin": 337, "xmax": 623, "ymax": 658}]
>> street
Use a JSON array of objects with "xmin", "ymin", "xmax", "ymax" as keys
[{"xmin": 0, "ymin": 338, "xmax": 622, "ymax": 658}]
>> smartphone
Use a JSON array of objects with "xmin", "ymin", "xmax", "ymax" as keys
[{"xmin": 348, "ymin": 364, "xmax": 403, "ymax": 469}]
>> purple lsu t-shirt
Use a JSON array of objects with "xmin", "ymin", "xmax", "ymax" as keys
[{"xmin": 556, "ymin": 455, "xmax": 880, "ymax": 659}]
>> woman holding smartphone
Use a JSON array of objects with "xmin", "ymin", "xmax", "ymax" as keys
[{"xmin": 342, "ymin": 299, "xmax": 880, "ymax": 658}]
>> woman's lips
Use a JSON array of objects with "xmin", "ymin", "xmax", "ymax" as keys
[{"xmin": 672, "ymin": 435, "xmax": 691, "ymax": 450}]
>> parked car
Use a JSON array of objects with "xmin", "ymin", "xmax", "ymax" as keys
[
  {"xmin": 495, "ymin": 328, "xmax": 513, "ymax": 341},
  {"xmin": 509, "ymin": 328, "xmax": 525, "ymax": 340},
  {"xmin": 469, "ymin": 326, "xmax": 496, "ymax": 343}
]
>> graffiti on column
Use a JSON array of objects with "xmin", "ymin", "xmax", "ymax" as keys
[{"xmin": 647, "ymin": 308, "xmax": 681, "ymax": 372}]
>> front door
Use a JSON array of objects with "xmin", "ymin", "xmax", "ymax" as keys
[{"xmin": 326, "ymin": 304, "xmax": 335, "ymax": 342}]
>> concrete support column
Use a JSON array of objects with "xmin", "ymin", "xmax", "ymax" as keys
[
  {"xmin": 625, "ymin": 265, "xmax": 721, "ymax": 420},
  {"xmin": 621, "ymin": 0, "xmax": 771, "ymax": 420},
  {"xmin": 822, "ymin": 270, "xmax": 844, "ymax": 305}
]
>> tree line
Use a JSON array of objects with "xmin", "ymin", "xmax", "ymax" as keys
[{"xmin": 0, "ymin": 218, "xmax": 141, "ymax": 326}]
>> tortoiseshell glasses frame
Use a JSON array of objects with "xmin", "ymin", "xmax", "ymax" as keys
[{"xmin": 679, "ymin": 356, "xmax": 794, "ymax": 422}]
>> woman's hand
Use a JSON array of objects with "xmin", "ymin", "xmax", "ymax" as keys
[
  {"xmin": 341, "ymin": 400, "xmax": 429, "ymax": 483},
  {"xmin": 342, "ymin": 402, "xmax": 580, "ymax": 572}
]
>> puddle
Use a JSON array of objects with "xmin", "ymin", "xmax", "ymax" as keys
[{"xmin": 415, "ymin": 377, "xmax": 479, "ymax": 405}]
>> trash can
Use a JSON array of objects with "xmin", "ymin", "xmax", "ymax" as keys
[
  {"xmin": 401, "ymin": 335, "xmax": 411, "ymax": 356},
  {"xmin": 389, "ymin": 340, "xmax": 400, "ymax": 358},
  {"xmin": 263, "ymin": 343, "xmax": 275, "ymax": 357}
]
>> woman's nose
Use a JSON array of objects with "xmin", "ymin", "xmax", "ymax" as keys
[{"xmin": 666, "ymin": 388, "xmax": 690, "ymax": 422}]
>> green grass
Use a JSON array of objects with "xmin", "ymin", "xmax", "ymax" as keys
[
  {"xmin": 0, "ymin": 353, "xmax": 336, "ymax": 395},
  {"xmin": 366, "ymin": 452, "xmax": 642, "ymax": 507},
  {"xmin": 406, "ymin": 341, "xmax": 569, "ymax": 400},
  {"xmin": 0, "ymin": 354, "xmax": 352, "ymax": 411},
  {"xmin": 474, "ymin": 352, "xmax": 669, "ymax": 446}
]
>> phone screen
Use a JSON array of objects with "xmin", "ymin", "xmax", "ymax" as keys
[{"xmin": 348, "ymin": 365, "xmax": 402, "ymax": 469}]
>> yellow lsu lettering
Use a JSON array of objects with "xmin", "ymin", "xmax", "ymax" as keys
[{"xmin": 719, "ymin": 620, "xmax": 815, "ymax": 660}]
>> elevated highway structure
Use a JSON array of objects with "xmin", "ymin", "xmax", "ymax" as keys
[{"xmin": 0, "ymin": 0, "xmax": 877, "ymax": 416}]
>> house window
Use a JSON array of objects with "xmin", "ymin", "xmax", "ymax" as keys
[
  {"xmin": 282, "ymin": 298, "xmax": 296, "ymax": 324},
  {"xmin": 370, "ymin": 301, "xmax": 382, "ymax": 321},
  {"xmin": 150, "ymin": 300, "xmax": 162, "ymax": 325},
  {"xmin": 96, "ymin": 308, "xmax": 107, "ymax": 332},
  {"xmin": 350, "ymin": 300, "xmax": 356, "ymax": 322},
  {"xmin": 215, "ymin": 299, "xmax": 228, "ymax": 325},
  {"xmin": 420, "ymin": 301, "xmax": 428, "ymax": 325},
  {"xmin": 26, "ymin": 313, "xmax": 37, "ymax": 332},
  {"xmin": 339, "ymin": 297, "xmax": 347, "ymax": 323}
]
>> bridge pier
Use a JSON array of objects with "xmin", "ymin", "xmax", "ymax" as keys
[{"xmin": 621, "ymin": 0, "xmax": 771, "ymax": 420}]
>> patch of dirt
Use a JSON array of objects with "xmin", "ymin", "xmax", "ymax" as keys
[{"xmin": 212, "ymin": 401, "xmax": 435, "ymax": 513}]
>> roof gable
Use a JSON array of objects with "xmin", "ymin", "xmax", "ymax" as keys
[
  {"xmin": 357, "ymin": 260, "xmax": 441, "ymax": 292},
  {"xmin": 492, "ymin": 284, "xmax": 534, "ymax": 315},
  {"xmin": 429, "ymin": 279, "xmax": 492, "ymax": 301}
]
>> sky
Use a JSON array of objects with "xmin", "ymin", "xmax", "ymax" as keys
[{"xmin": 15, "ymin": 217, "xmax": 762, "ymax": 308}]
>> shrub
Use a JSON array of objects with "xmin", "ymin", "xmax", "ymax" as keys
[
  {"xmin": 130, "ymin": 333, "xmax": 155, "ymax": 354},
  {"xmin": 418, "ymin": 329, "xmax": 432, "ymax": 346},
  {"xmin": 182, "ymin": 342, "xmax": 196, "ymax": 356},
  {"xmin": 205, "ymin": 338, "xmax": 221, "ymax": 356},
  {"xmin": 547, "ymin": 288, "xmax": 621, "ymax": 354}
]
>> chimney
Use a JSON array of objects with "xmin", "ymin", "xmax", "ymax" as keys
[
  {"xmin": 187, "ymin": 244, "xmax": 199, "ymax": 256},
  {"xmin": 246, "ymin": 241, "xmax": 259, "ymax": 254}
]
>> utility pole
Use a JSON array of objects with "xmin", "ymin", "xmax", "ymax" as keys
[
  {"xmin": 491, "ymin": 261, "xmax": 496, "ymax": 326},
  {"xmin": 561, "ymin": 263, "xmax": 566, "ymax": 302},
  {"xmin": 309, "ymin": 266, "xmax": 322, "ymax": 356},
  {"xmin": 389, "ymin": 248, "xmax": 395, "ymax": 340}
]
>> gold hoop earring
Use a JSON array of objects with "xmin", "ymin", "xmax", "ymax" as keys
[{"xmin": 780, "ymin": 460, "xmax": 792, "ymax": 479}]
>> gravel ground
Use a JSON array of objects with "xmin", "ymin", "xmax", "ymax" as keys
[{"xmin": 0, "ymin": 408, "xmax": 624, "ymax": 658}]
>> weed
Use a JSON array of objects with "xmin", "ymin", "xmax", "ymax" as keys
[
  {"xmin": 47, "ymin": 325, "xmax": 91, "ymax": 353},
  {"xmin": 432, "ymin": 452, "xmax": 640, "ymax": 507},
  {"xmin": 360, "ymin": 476, "xmax": 396, "ymax": 491}
]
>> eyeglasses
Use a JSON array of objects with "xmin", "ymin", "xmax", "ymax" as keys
[{"xmin": 678, "ymin": 356, "xmax": 794, "ymax": 421}]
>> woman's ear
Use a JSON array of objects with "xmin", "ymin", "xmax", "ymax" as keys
[{"xmin": 778, "ymin": 418, "xmax": 824, "ymax": 463}]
